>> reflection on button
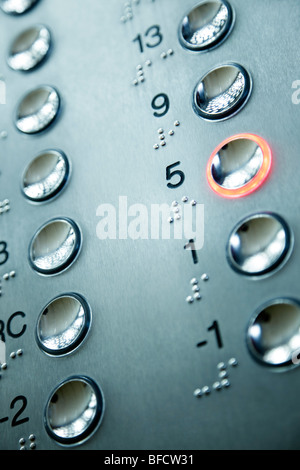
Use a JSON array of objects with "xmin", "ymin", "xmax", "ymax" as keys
[
  {"xmin": 15, "ymin": 85, "xmax": 60, "ymax": 134},
  {"xmin": 0, "ymin": 0, "xmax": 39, "ymax": 14},
  {"xmin": 207, "ymin": 134, "xmax": 272, "ymax": 198},
  {"xmin": 227, "ymin": 212, "xmax": 293, "ymax": 278},
  {"xmin": 8, "ymin": 25, "xmax": 51, "ymax": 72},
  {"xmin": 193, "ymin": 63, "xmax": 252, "ymax": 121},
  {"xmin": 36, "ymin": 294, "xmax": 91, "ymax": 357},
  {"xmin": 179, "ymin": 0, "xmax": 234, "ymax": 52},
  {"xmin": 247, "ymin": 298, "xmax": 300, "ymax": 369},
  {"xmin": 44, "ymin": 376, "xmax": 105, "ymax": 446},
  {"xmin": 29, "ymin": 218, "xmax": 82, "ymax": 276},
  {"xmin": 22, "ymin": 150, "xmax": 70, "ymax": 203}
]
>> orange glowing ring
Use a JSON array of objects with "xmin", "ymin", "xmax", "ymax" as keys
[{"xmin": 207, "ymin": 133, "xmax": 272, "ymax": 199}]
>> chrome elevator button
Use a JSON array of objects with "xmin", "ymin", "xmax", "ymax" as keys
[
  {"xmin": 15, "ymin": 85, "xmax": 60, "ymax": 134},
  {"xmin": 44, "ymin": 376, "xmax": 105, "ymax": 446},
  {"xmin": 0, "ymin": 0, "xmax": 39, "ymax": 15},
  {"xmin": 36, "ymin": 294, "xmax": 91, "ymax": 357},
  {"xmin": 227, "ymin": 212, "xmax": 293, "ymax": 278},
  {"xmin": 8, "ymin": 25, "xmax": 51, "ymax": 72},
  {"xmin": 22, "ymin": 149, "xmax": 70, "ymax": 203},
  {"xmin": 193, "ymin": 63, "xmax": 252, "ymax": 121},
  {"xmin": 247, "ymin": 298, "xmax": 300, "ymax": 369},
  {"xmin": 179, "ymin": 0, "xmax": 234, "ymax": 52},
  {"xmin": 29, "ymin": 218, "xmax": 82, "ymax": 276},
  {"xmin": 207, "ymin": 134, "xmax": 272, "ymax": 198}
]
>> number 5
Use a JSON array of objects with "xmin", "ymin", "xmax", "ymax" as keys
[{"xmin": 166, "ymin": 162, "xmax": 185, "ymax": 189}]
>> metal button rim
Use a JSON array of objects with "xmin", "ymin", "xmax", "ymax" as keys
[
  {"xmin": 178, "ymin": 0, "xmax": 235, "ymax": 52},
  {"xmin": 193, "ymin": 62, "xmax": 252, "ymax": 122},
  {"xmin": 226, "ymin": 212, "xmax": 293, "ymax": 279},
  {"xmin": 246, "ymin": 297, "xmax": 300, "ymax": 370},
  {"xmin": 21, "ymin": 149, "xmax": 71, "ymax": 204},
  {"xmin": 28, "ymin": 217, "xmax": 82, "ymax": 276},
  {"xmin": 44, "ymin": 376, "xmax": 105, "ymax": 447},
  {"xmin": 36, "ymin": 293, "xmax": 92, "ymax": 357}
]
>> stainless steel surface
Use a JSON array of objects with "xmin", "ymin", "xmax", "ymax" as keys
[{"xmin": 1, "ymin": 0, "xmax": 300, "ymax": 451}]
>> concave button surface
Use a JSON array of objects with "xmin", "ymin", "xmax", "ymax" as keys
[
  {"xmin": 179, "ymin": 0, "xmax": 234, "ymax": 51},
  {"xmin": 194, "ymin": 63, "xmax": 252, "ymax": 121},
  {"xmin": 247, "ymin": 298, "xmax": 300, "ymax": 369},
  {"xmin": 29, "ymin": 218, "xmax": 82, "ymax": 275},
  {"xmin": 8, "ymin": 24, "xmax": 51, "ymax": 72},
  {"xmin": 15, "ymin": 85, "xmax": 60, "ymax": 134},
  {"xmin": 22, "ymin": 150, "xmax": 70, "ymax": 203}
]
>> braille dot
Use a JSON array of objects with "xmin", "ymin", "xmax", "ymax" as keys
[
  {"xmin": 153, "ymin": 144, "xmax": 159, "ymax": 150},
  {"xmin": 160, "ymin": 52, "xmax": 167, "ymax": 59},
  {"xmin": 168, "ymin": 217, "xmax": 174, "ymax": 223},
  {"xmin": 193, "ymin": 388, "xmax": 203, "ymax": 397},
  {"xmin": 174, "ymin": 120, "xmax": 180, "ymax": 126},
  {"xmin": 10, "ymin": 352, "xmax": 16, "ymax": 359},
  {"xmin": 167, "ymin": 49, "xmax": 174, "ymax": 55},
  {"xmin": 191, "ymin": 200, "xmax": 197, "ymax": 206},
  {"xmin": 190, "ymin": 278, "xmax": 198, "ymax": 285},
  {"xmin": 160, "ymin": 140, "xmax": 166, "ymax": 146},
  {"xmin": 221, "ymin": 379, "xmax": 230, "ymax": 388},
  {"xmin": 202, "ymin": 385, "xmax": 210, "ymax": 395},
  {"xmin": 219, "ymin": 370, "xmax": 228, "ymax": 379},
  {"xmin": 201, "ymin": 273, "xmax": 209, "ymax": 281},
  {"xmin": 182, "ymin": 196, "xmax": 188, "ymax": 203},
  {"xmin": 194, "ymin": 293, "xmax": 202, "ymax": 300},
  {"xmin": 145, "ymin": 59, "xmax": 152, "ymax": 66},
  {"xmin": 228, "ymin": 358, "xmax": 238, "ymax": 367},
  {"xmin": 158, "ymin": 128, "xmax": 164, "ymax": 134},
  {"xmin": 217, "ymin": 362, "xmax": 226, "ymax": 370},
  {"xmin": 168, "ymin": 130, "xmax": 174, "ymax": 136},
  {"xmin": 212, "ymin": 381, "xmax": 222, "ymax": 391},
  {"xmin": 186, "ymin": 296, "xmax": 194, "ymax": 304}
]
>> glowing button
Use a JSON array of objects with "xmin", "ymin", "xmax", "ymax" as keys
[{"xmin": 207, "ymin": 133, "xmax": 272, "ymax": 198}]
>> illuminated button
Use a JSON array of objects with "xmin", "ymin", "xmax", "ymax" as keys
[
  {"xmin": 15, "ymin": 85, "xmax": 60, "ymax": 134},
  {"xmin": 44, "ymin": 376, "xmax": 105, "ymax": 446},
  {"xmin": 29, "ymin": 218, "xmax": 82, "ymax": 276},
  {"xmin": 0, "ymin": 0, "xmax": 39, "ymax": 14},
  {"xmin": 179, "ymin": 0, "xmax": 234, "ymax": 52},
  {"xmin": 194, "ymin": 63, "xmax": 252, "ymax": 121},
  {"xmin": 207, "ymin": 134, "xmax": 272, "ymax": 198},
  {"xmin": 36, "ymin": 294, "xmax": 91, "ymax": 357},
  {"xmin": 247, "ymin": 299, "xmax": 300, "ymax": 369},
  {"xmin": 22, "ymin": 150, "xmax": 70, "ymax": 203},
  {"xmin": 8, "ymin": 25, "xmax": 51, "ymax": 72},
  {"xmin": 227, "ymin": 212, "xmax": 293, "ymax": 278}
]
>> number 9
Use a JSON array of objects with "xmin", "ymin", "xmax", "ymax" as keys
[{"xmin": 151, "ymin": 93, "xmax": 170, "ymax": 118}]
